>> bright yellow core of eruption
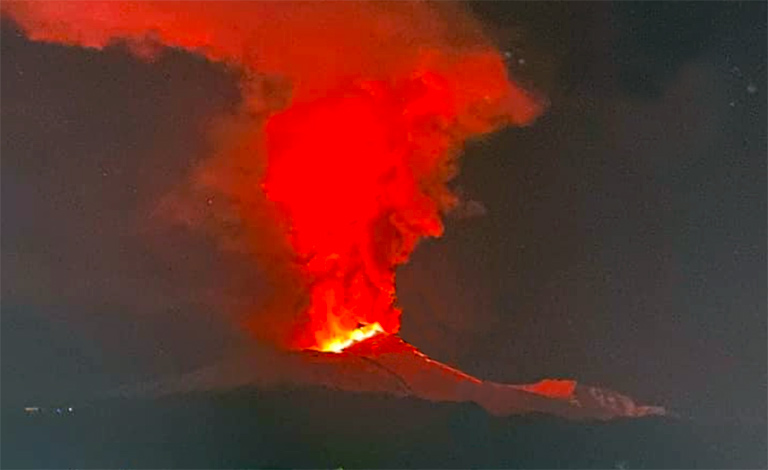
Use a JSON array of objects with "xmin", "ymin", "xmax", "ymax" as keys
[{"xmin": 319, "ymin": 322, "xmax": 384, "ymax": 353}]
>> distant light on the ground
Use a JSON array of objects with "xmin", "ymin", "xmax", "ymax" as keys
[{"xmin": 23, "ymin": 405, "xmax": 74, "ymax": 415}]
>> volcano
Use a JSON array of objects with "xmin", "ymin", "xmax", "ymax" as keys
[
  {"xmin": 4, "ymin": 1, "xmax": 666, "ymax": 424},
  {"xmin": 129, "ymin": 334, "xmax": 665, "ymax": 421}
]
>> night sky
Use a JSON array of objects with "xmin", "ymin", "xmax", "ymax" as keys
[{"xmin": 2, "ymin": 2, "xmax": 765, "ymax": 425}]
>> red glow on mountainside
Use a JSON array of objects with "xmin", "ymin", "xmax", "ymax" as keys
[{"xmin": 518, "ymin": 379, "xmax": 577, "ymax": 400}]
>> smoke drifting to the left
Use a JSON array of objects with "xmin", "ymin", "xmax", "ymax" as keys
[{"xmin": 3, "ymin": 1, "xmax": 543, "ymax": 352}]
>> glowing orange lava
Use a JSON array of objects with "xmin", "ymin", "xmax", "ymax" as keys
[{"xmin": 319, "ymin": 323, "xmax": 385, "ymax": 353}]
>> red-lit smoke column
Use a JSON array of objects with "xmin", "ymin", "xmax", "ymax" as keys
[
  {"xmin": 263, "ymin": 53, "xmax": 541, "ymax": 351},
  {"xmin": 2, "ymin": 1, "xmax": 542, "ymax": 351}
]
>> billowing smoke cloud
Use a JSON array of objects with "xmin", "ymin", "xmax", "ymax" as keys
[{"xmin": 3, "ymin": 1, "xmax": 542, "ymax": 351}]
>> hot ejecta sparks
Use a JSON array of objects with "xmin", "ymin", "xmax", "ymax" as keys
[{"xmin": 1, "ymin": 1, "xmax": 543, "ymax": 354}]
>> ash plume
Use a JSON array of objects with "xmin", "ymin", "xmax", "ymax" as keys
[{"xmin": 3, "ymin": 1, "xmax": 543, "ymax": 351}]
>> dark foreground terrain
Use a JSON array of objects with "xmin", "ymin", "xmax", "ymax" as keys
[{"xmin": 2, "ymin": 386, "xmax": 764, "ymax": 469}]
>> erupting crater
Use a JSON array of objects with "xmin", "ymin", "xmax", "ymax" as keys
[
  {"xmin": 138, "ymin": 332, "xmax": 666, "ymax": 421},
  {"xmin": 318, "ymin": 323, "xmax": 385, "ymax": 354}
]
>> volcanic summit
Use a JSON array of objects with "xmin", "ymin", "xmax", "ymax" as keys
[{"xmin": 134, "ymin": 333, "xmax": 665, "ymax": 421}]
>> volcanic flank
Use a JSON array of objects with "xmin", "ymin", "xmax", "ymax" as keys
[
  {"xmin": 3, "ymin": 1, "xmax": 664, "ymax": 419},
  {"xmin": 126, "ymin": 334, "xmax": 665, "ymax": 420}
]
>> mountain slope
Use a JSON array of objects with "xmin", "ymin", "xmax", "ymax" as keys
[{"xmin": 131, "ymin": 334, "xmax": 665, "ymax": 420}]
